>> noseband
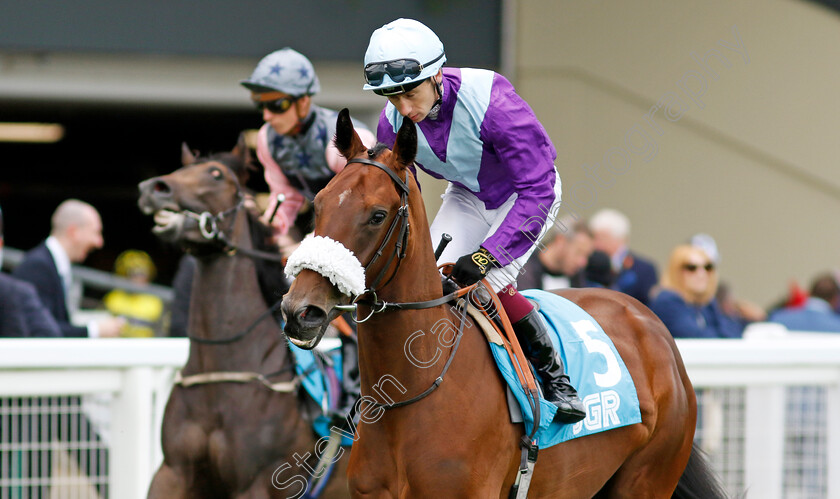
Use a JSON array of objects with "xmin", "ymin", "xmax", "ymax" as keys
[
  {"xmin": 177, "ymin": 187, "xmax": 285, "ymax": 263},
  {"xmin": 179, "ymin": 196, "xmax": 244, "ymax": 243}
]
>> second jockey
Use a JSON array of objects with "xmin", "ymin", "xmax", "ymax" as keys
[
  {"xmin": 242, "ymin": 47, "xmax": 374, "ymax": 430},
  {"xmin": 241, "ymin": 47, "xmax": 376, "ymax": 240}
]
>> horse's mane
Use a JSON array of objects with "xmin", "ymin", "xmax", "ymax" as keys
[{"xmin": 244, "ymin": 212, "xmax": 289, "ymax": 314}]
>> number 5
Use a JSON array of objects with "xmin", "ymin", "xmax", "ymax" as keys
[{"xmin": 571, "ymin": 319, "xmax": 621, "ymax": 387}]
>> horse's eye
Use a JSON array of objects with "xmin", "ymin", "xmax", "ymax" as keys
[
  {"xmin": 369, "ymin": 210, "xmax": 388, "ymax": 225},
  {"xmin": 209, "ymin": 167, "xmax": 223, "ymax": 180}
]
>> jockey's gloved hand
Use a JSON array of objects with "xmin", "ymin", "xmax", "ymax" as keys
[{"xmin": 451, "ymin": 247, "xmax": 497, "ymax": 286}]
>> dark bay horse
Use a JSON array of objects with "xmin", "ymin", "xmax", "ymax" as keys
[
  {"xmin": 139, "ymin": 137, "xmax": 349, "ymax": 498},
  {"xmin": 281, "ymin": 109, "xmax": 726, "ymax": 498}
]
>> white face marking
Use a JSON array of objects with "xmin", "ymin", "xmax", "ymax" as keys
[{"xmin": 338, "ymin": 188, "xmax": 352, "ymax": 206}]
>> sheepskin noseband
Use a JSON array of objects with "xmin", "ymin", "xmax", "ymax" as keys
[{"xmin": 284, "ymin": 235, "xmax": 366, "ymax": 296}]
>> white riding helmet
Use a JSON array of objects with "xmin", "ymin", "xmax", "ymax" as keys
[
  {"xmin": 363, "ymin": 18, "xmax": 446, "ymax": 95},
  {"xmin": 241, "ymin": 47, "xmax": 321, "ymax": 96}
]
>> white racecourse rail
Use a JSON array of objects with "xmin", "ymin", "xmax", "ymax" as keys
[{"xmin": 0, "ymin": 329, "xmax": 839, "ymax": 499}]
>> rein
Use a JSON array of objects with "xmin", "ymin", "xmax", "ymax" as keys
[{"xmin": 371, "ymin": 286, "xmax": 474, "ymax": 410}]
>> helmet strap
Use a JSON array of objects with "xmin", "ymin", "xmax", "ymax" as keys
[
  {"xmin": 288, "ymin": 99, "xmax": 311, "ymax": 136},
  {"xmin": 427, "ymin": 77, "xmax": 444, "ymax": 121}
]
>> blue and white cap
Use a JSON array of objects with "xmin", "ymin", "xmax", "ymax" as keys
[
  {"xmin": 241, "ymin": 47, "xmax": 320, "ymax": 96},
  {"xmin": 363, "ymin": 18, "xmax": 446, "ymax": 93}
]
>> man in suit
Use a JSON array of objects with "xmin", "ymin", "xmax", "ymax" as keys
[
  {"xmin": 0, "ymin": 205, "xmax": 61, "ymax": 337},
  {"xmin": 589, "ymin": 208, "xmax": 659, "ymax": 306},
  {"xmin": 13, "ymin": 199, "xmax": 123, "ymax": 337},
  {"xmin": 5, "ymin": 201, "xmax": 113, "ymax": 496}
]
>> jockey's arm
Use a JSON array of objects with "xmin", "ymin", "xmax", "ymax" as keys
[{"xmin": 478, "ymin": 76, "xmax": 558, "ymax": 267}]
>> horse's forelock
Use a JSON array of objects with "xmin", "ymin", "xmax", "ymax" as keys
[{"xmin": 367, "ymin": 143, "xmax": 390, "ymax": 160}]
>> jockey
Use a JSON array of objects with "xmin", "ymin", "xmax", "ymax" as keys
[
  {"xmin": 363, "ymin": 19, "xmax": 585, "ymax": 423},
  {"xmin": 241, "ymin": 47, "xmax": 376, "ymax": 240},
  {"xmin": 242, "ymin": 48, "xmax": 373, "ymax": 429}
]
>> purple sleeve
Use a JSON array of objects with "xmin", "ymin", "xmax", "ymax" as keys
[
  {"xmin": 480, "ymin": 74, "xmax": 558, "ymax": 265},
  {"xmin": 376, "ymin": 107, "xmax": 397, "ymax": 148},
  {"xmin": 376, "ymin": 107, "xmax": 419, "ymax": 185}
]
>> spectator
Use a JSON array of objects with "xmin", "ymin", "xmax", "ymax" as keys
[
  {"xmin": 649, "ymin": 244, "xmax": 742, "ymax": 338},
  {"xmin": 2, "ymin": 203, "xmax": 109, "ymax": 497},
  {"xmin": 0, "ymin": 204, "xmax": 61, "ymax": 337},
  {"xmin": 241, "ymin": 47, "xmax": 376, "ymax": 245},
  {"xmin": 518, "ymin": 216, "xmax": 593, "ymax": 290},
  {"xmin": 103, "ymin": 249, "xmax": 164, "ymax": 337},
  {"xmin": 12, "ymin": 199, "xmax": 124, "ymax": 337},
  {"xmin": 768, "ymin": 273, "xmax": 840, "ymax": 332},
  {"xmin": 584, "ymin": 250, "xmax": 614, "ymax": 288},
  {"xmin": 589, "ymin": 208, "xmax": 658, "ymax": 305},
  {"xmin": 689, "ymin": 232, "xmax": 766, "ymax": 325}
]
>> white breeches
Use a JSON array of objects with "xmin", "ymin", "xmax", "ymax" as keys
[{"xmin": 430, "ymin": 170, "xmax": 562, "ymax": 292}]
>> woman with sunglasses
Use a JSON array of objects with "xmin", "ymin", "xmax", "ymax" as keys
[
  {"xmin": 363, "ymin": 18, "xmax": 585, "ymax": 423},
  {"xmin": 241, "ymin": 47, "xmax": 375, "ymax": 239},
  {"xmin": 649, "ymin": 244, "xmax": 743, "ymax": 338}
]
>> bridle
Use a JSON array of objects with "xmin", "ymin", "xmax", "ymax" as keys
[
  {"xmin": 167, "ymin": 168, "xmax": 286, "ymax": 345},
  {"xmin": 344, "ymin": 158, "xmax": 411, "ymax": 300},
  {"xmin": 178, "ymin": 194, "xmax": 287, "ymax": 264},
  {"xmin": 332, "ymin": 156, "xmax": 477, "ymax": 410},
  {"xmin": 171, "ymin": 187, "xmax": 298, "ymax": 392}
]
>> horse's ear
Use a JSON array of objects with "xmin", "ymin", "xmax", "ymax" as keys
[
  {"xmin": 181, "ymin": 142, "xmax": 197, "ymax": 166},
  {"xmin": 232, "ymin": 132, "xmax": 253, "ymax": 167},
  {"xmin": 334, "ymin": 108, "xmax": 366, "ymax": 160},
  {"xmin": 392, "ymin": 117, "xmax": 417, "ymax": 170}
]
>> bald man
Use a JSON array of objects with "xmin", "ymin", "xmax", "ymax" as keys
[
  {"xmin": 13, "ymin": 199, "xmax": 124, "ymax": 337},
  {"xmin": 589, "ymin": 208, "xmax": 658, "ymax": 306}
]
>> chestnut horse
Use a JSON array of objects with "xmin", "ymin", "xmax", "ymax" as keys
[
  {"xmin": 139, "ymin": 137, "xmax": 349, "ymax": 498},
  {"xmin": 281, "ymin": 110, "xmax": 726, "ymax": 498}
]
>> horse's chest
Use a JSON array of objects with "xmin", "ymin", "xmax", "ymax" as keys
[{"xmin": 163, "ymin": 388, "xmax": 308, "ymax": 476}]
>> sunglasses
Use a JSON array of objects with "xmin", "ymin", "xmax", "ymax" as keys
[
  {"xmin": 253, "ymin": 96, "xmax": 298, "ymax": 114},
  {"xmin": 682, "ymin": 262, "xmax": 715, "ymax": 273},
  {"xmin": 364, "ymin": 53, "xmax": 445, "ymax": 87}
]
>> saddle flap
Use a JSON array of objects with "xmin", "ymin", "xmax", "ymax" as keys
[{"xmin": 466, "ymin": 303, "xmax": 504, "ymax": 345}]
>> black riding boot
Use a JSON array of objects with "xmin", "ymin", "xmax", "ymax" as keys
[
  {"xmin": 514, "ymin": 310, "xmax": 586, "ymax": 424},
  {"xmin": 330, "ymin": 332, "xmax": 361, "ymax": 431}
]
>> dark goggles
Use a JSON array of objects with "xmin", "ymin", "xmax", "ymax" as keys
[
  {"xmin": 364, "ymin": 53, "xmax": 444, "ymax": 87},
  {"xmin": 253, "ymin": 96, "xmax": 298, "ymax": 114}
]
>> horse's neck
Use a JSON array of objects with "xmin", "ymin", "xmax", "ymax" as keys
[
  {"xmin": 186, "ymin": 213, "xmax": 286, "ymax": 370},
  {"xmin": 357, "ymin": 197, "xmax": 463, "ymax": 398}
]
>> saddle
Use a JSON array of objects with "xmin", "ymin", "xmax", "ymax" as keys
[{"xmin": 456, "ymin": 285, "xmax": 643, "ymax": 449}]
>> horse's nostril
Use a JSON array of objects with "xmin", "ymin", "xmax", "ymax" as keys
[
  {"xmin": 153, "ymin": 180, "xmax": 172, "ymax": 195},
  {"xmin": 296, "ymin": 305, "xmax": 326, "ymax": 325}
]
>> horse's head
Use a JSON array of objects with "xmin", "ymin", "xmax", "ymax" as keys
[
  {"xmin": 138, "ymin": 134, "xmax": 254, "ymax": 251},
  {"xmin": 282, "ymin": 108, "xmax": 419, "ymax": 348}
]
